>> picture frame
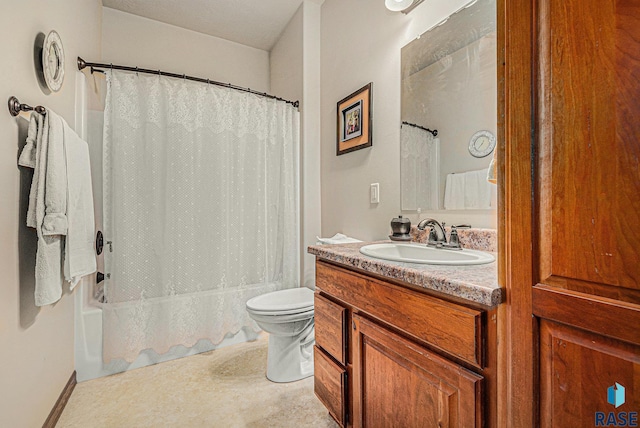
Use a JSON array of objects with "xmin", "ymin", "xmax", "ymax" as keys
[{"xmin": 336, "ymin": 82, "xmax": 372, "ymax": 155}]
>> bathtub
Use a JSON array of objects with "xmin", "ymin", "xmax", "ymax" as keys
[{"xmin": 74, "ymin": 280, "xmax": 260, "ymax": 381}]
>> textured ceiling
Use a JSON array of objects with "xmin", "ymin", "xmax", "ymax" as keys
[{"xmin": 102, "ymin": 0, "xmax": 308, "ymax": 51}]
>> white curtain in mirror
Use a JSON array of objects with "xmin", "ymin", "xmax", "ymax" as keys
[
  {"xmin": 401, "ymin": 123, "xmax": 439, "ymax": 211},
  {"xmin": 102, "ymin": 70, "xmax": 299, "ymax": 363}
]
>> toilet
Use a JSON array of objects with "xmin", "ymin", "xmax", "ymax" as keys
[{"xmin": 246, "ymin": 287, "xmax": 315, "ymax": 383}]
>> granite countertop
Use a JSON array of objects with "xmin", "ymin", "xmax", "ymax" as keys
[{"xmin": 308, "ymin": 240, "xmax": 502, "ymax": 308}]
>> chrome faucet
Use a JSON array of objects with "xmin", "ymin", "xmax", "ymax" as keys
[
  {"xmin": 416, "ymin": 218, "xmax": 447, "ymax": 247},
  {"xmin": 417, "ymin": 219, "xmax": 471, "ymax": 250}
]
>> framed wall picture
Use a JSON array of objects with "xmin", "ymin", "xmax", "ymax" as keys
[{"xmin": 336, "ymin": 82, "xmax": 373, "ymax": 155}]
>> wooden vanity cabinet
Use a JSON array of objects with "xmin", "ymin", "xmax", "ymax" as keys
[{"xmin": 313, "ymin": 260, "xmax": 497, "ymax": 427}]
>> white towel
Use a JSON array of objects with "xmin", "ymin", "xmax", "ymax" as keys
[
  {"xmin": 444, "ymin": 168, "xmax": 492, "ymax": 210},
  {"xmin": 316, "ymin": 233, "xmax": 362, "ymax": 245},
  {"xmin": 464, "ymin": 168, "xmax": 492, "ymax": 209},
  {"xmin": 19, "ymin": 110, "xmax": 97, "ymax": 305},
  {"xmin": 62, "ymin": 120, "xmax": 97, "ymax": 288},
  {"xmin": 444, "ymin": 173, "xmax": 466, "ymax": 209},
  {"xmin": 19, "ymin": 111, "xmax": 68, "ymax": 306}
]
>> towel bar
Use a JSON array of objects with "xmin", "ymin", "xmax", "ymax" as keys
[{"xmin": 8, "ymin": 96, "xmax": 46, "ymax": 117}]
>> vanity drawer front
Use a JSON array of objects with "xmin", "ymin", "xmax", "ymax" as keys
[
  {"xmin": 315, "ymin": 293, "xmax": 347, "ymax": 365},
  {"xmin": 314, "ymin": 346, "xmax": 347, "ymax": 427},
  {"xmin": 316, "ymin": 260, "xmax": 484, "ymax": 368}
]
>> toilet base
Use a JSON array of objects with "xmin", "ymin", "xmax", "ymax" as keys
[{"xmin": 266, "ymin": 329, "xmax": 314, "ymax": 383}]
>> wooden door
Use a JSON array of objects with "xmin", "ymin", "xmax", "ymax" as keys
[
  {"xmin": 501, "ymin": 0, "xmax": 640, "ymax": 425},
  {"xmin": 351, "ymin": 314, "xmax": 483, "ymax": 428}
]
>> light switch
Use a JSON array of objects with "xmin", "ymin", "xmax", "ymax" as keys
[{"xmin": 370, "ymin": 183, "xmax": 380, "ymax": 204}]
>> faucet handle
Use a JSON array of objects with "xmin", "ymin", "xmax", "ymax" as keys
[
  {"xmin": 447, "ymin": 226, "xmax": 462, "ymax": 249},
  {"xmin": 453, "ymin": 224, "xmax": 472, "ymax": 229}
]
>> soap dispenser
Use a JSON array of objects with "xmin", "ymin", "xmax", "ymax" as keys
[{"xmin": 389, "ymin": 215, "xmax": 412, "ymax": 241}]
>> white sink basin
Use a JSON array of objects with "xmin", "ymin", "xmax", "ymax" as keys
[{"xmin": 359, "ymin": 243, "xmax": 495, "ymax": 265}]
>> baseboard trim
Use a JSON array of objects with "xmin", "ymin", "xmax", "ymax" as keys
[{"xmin": 43, "ymin": 371, "xmax": 76, "ymax": 428}]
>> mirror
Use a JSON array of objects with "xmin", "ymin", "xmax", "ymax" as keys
[{"xmin": 401, "ymin": 0, "xmax": 497, "ymax": 211}]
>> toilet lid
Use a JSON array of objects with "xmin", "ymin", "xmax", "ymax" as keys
[{"xmin": 246, "ymin": 287, "xmax": 314, "ymax": 313}]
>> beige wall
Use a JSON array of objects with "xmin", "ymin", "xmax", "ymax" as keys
[
  {"xmin": 270, "ymin": 0, "xmax": 323, "ymax": 289},
  {"xmin": 270, "ymin": 5, "xmax": 306, "ymax": 287},
  {"xmin": 271, "ymin": 6, "xmax": 304, "ymax": 104},
  {"xmin": 320, "ymin": 0, "xmax": 495, "ymax": 240},
  {"xmin": 0, "ymin": 1, "xmax": 102, "ymax": 427},
  {"xmin": 300, "ymin": 1, "xmax": 323, "ymax": 287},
  {"xmin": 102, "ymin": 8, "xmax": 270, "ymax": 92}
]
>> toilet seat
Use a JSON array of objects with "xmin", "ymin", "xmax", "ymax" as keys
[
  {"xmin": 246, "ymin": 287, "xmax": 314, "ymax": 315},
  {"xmin": 247, "ymin": 307, "xmax": 315, "ymax": 321}
]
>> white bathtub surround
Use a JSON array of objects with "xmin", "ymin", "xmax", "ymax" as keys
[
  {"xmin": 62, "ymin": 118, "xmax": 98, "ymax": 288},
  {"xmin": 102, "ymin": 70, "xmax": 300, "ymax": 363}
]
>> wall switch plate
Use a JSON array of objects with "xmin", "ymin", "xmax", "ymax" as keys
[{"xmin": 370, "ymin": 183, "xmax": 380, "ymax": 204}]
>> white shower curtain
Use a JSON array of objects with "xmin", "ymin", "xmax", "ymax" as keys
[
  {"xmin": 102, "ymin": 70, "xmax": 300, "ymax": 363},
  {"xmin": 401, "ymin": 124, "xmax": 439, "ymax": 211}
]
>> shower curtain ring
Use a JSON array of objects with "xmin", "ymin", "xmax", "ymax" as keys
[
  {"xmin": 110, "ymin": 63, "xmax": 113, "ymax": 69},
  {"xmin": 135, "ymin": 66, "xmax": 138, "ymax": 75}
]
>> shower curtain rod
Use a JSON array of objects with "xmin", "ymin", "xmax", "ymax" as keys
[
  {"xmin": 402, "ymin": 121, "xmax": 438, "ymax": 137},
  {"xmin": 77, "ymin": 57, "xmax": 299, "ymax": 108}
]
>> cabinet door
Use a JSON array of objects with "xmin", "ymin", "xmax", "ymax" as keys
[{"xmin": 351, "ymin": 314, "xmax": 483, "ymax": 428}]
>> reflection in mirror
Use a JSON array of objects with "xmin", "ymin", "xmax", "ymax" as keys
[{"xmin": 401, "ymin": 0, "xmax": 496, "ymax": 211}]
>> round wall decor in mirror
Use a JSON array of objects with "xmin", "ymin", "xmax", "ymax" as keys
[
  {"xmin": 42, "ymin": 30, "xmax": 65, "ymax": 92},
  {"xmin": 468, "ymin": 130, "xmax": 496, "ymax": 158}
]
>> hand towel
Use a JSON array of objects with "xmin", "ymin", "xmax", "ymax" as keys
[
  {"xmin": 316, "ymin": 233, "xmax": 362, "ymax": 245},
  {"xmin": 444, "ymin": 173, "xmax": 466, "ymax": 209},
  {"xmin": 19, "ymin": 111, "xmax": 68, "ymax": 306},
  {"xmin": 464, "ymin": 168, "xmax": 492, "ymax": 209},
  {"xmin": 444, "ymin": 168, "xmax": 492, "ymax": 210},
  {"xmin": 62, "ymin": 120, "xmax": 97, "ymax": 288}
]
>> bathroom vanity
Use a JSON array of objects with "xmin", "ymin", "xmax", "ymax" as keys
[{"xmin": 309, "ymin": 232, "xmax": 501, "ymax": 427}]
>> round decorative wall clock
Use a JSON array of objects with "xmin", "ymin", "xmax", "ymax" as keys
[
  {"xmin": 42, "ymin": 30, "xmax": 65, "ymax": 93},
  {"xmin": 468, "ymin": 130, "xmax": 496, "ymax": 158}
]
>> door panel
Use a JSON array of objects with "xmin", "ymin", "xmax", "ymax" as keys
[
  {"xmin": 539, "ymin": 320, "xmax": 640, "ymax": 426},
  {"xmin": 537, "ymin": 0, "xmax": 640, "ymax": 299}
]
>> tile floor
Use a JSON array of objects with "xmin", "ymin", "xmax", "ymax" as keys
[{"xmin": 58, "ymin": 335, "xmax": 338, "ymax": 427}]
